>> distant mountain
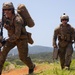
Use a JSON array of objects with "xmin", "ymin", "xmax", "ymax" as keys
[
  {"xmin": 29, "ymin": 45, "xmax": 53, "ymax": 54},
  {"xmin": 8, "ymin": 45, "xmax": 53, "ymax": 55}
]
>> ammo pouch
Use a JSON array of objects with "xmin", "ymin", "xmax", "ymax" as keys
[
  {"xmin": 58, "ymin": 41, "xmax": 68, "ymax": 47},
  {"xmin": 19, "ymin": 32, "xmax": 34, "ymax": 44},
  {"xmin": 27, "ymin": 32, "xmax": 34, "ymax": 44},
  {"xmin": 58, "ymin": 34, "xmax": 66, "ymax": 40},
  {"xmin": 66, "ymin": 34, "xmax": 71, "ymax": 42},
  {"xmin": 60, "ymin": 34, "xmax": 71, "ymax": 42}
]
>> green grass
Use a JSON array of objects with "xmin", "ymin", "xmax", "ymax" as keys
[
  {"xmin": 3, "ymin": 62, "xmax": 11, "ymax": 70},
  {"xmin": 3, "ymin": 59, "xmax": 75, "ymax": 75},
  {"xmin": 34, "ymin": 60, "xmax": 75, "ymax": 75}
]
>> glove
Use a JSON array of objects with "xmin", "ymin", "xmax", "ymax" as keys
[
  {"xmin": 54, "ymin": 45, "xmax": 57, "ymax": 48},
  {"xmin": 0, "ymin": 36, "xmax": 3, "ymax": 42},
  {"xmin": 1, "ymin": 39, "xmax": 6, "ymax": 46},
  {"xmin": 0, "ymin": 43, "xmax": 2, "ymax": 47},
  {"xmin": 4, "ymin": 24, "xmax": 11, "ymax": 30}
]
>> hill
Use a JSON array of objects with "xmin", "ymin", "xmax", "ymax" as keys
[
  {"xmin": 8, "ymin": 45, "xmax": 53, "ymax": 55},
  {"xmin": 29, "ymin": 45, "xmax": 53, "ymax": 54}
]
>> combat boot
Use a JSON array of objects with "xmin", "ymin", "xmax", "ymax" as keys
[
  {"xmin": 64, "ymin": 66, "xmax": 70, "ymax": 70},
  {"xmin": 29, "ymin": 64, "xmax": 35, "ymax": 74},
  {"xmin": 0, "ymin": 65, "xmax": 3, "ymax": 75}
]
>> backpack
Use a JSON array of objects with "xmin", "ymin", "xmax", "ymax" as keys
[
  {"xmin": 17, "ymin": 4, "xmax": 34, "ymax": 44},
  {"xmin": 17, "ymin": 4, "xmax": 35, "ymax": 27}
]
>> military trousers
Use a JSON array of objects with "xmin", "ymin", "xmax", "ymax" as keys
[
  {"xmin": 58, "ymin": 43, "xmax": 73, "ymax": 69},
  {"xmin": 0, "ymin": 39, "xmax": 34, "ymax": 74}
]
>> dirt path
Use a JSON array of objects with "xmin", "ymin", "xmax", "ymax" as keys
[
  {"xmin": 2, "ymin": 67, "xmax": 28, "ymax": 75},
  {"xmin": 2, "ymin": 66, "xmax": 38, "ymax": 75},
  {"xmin": 2, "ymin": 63, "xmax": 52, "ymax": 75}
]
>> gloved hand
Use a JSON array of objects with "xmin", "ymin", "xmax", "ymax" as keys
[
  {"xmin": 0, "ymin": 43, "xmax": 2, "ymax": 47},
  {"xmin": 0, "ymin": 36, "xmax": 3, "ymax": 42},
  {"xmin": 53, "ymin": 45, "xmax": 57, "ymax": 48},
  {"xmin": 4, "ymin": 24, "xmax": 11, "ymax": 30},
  {"xmin": 1, "ymin": 39, "xmax": 6, "ymax": 46}
]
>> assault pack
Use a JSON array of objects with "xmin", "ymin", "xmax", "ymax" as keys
[
  {"xmin": 17, "ymin": 4, "xmax": 35, "ymax": 44},
  {"xmin": 17, "ymin": 4, "xmax": 35, "ymax": 27}
]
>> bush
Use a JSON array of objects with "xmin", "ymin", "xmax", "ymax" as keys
[
  {"xmin": 14, "ymin": 59, "xmax": 24, "ymax": 65},
  {"xmin": 3, "ymin": 61, "xmax": 10, "ymax": 70}
]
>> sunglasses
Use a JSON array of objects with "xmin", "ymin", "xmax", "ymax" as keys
[
  {"xmin": 3, "ymin": 9, "xmax": 11, "ymax": 11},
  {"xmin": 62, "ymin": 19, "xmax": 68, "ymax": 21}
]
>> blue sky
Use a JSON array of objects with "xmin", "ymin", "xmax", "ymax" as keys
[{"xmin": 0, "ymin": 0, "xmax": 75, "ymax": 47}]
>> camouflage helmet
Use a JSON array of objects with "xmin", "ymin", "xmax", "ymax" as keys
[
  {"xmin": 2, "ymin": 2, "xmax": 14, "ymax": 10},
  {"xmin": 60, "ymin": 13, "xmax": 69, "ymax": 22}
]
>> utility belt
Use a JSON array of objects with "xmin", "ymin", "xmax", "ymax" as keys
[{"xmin": 58, "ymin": 34, "xmax": 72, "ymax": 47}]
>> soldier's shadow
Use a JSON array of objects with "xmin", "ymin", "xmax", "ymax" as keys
[
  {"xmin": 25, "ymin": 71, "xmax": 43, "ymax": 75},
  {"xmin": 25, "ymin": 73, "xmax": 40, "ymax": 75}
]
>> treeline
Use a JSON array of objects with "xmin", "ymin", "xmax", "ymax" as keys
[
  {"xmin": 3, "ymin": 51, "xmax": 75, "ymax": 71},
  {"xmin": 6, "ymin": 51, "xmax": 75, "ymax": 64},
  {"xmin": 6, "ymin": 52, "xmax": 53, "ymax": 66},
  {"xmin": 29, "ymin": 52, "xmax": 53, "ymax": 63}
]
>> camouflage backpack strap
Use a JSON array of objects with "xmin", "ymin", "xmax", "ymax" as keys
[
  {"xmin": 67, "ymin": 24, "xmax": 75, "ymax": 41},
  {"xmin": 67, "ymin": 24, "xmax": 72, "ymax": 33},
  {"xmin": 57, "ymin": 24, "xmax": 63, "ymax": 41}
]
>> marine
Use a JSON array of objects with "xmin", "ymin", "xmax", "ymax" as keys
[
  {"xmin": 0, "ymin": 2, "xmax": 35, "ymax": 74},
  {"xmin": 53, "ymin": 13, "xmax": 75, "ymax": 70}
]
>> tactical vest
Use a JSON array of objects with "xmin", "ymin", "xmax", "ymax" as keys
[
  {"xmin": 14, "ymin": 14, "xmax": 34, "ymax": 44},
  {"xmin": 4, "ymin": 14, "xmax": 34, "ymax": 44},
  {"xmin": 58, "ymin": 24, "xmax": 73, "ymax": 47}
]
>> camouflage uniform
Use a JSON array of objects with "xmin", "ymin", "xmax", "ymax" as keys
[
  {"xmin": 0, "ymin": 2, "xmax": 34, "ymax": 74},
  {"xmin": 53, "ymin": 13, "xmax": 75, "ymax": 69}
]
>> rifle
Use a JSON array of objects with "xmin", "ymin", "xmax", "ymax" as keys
[{"xmin": 0, "ymin": 11, "xmax": 6, "ymax": 50}]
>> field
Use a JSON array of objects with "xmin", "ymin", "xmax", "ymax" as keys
[
  {"xmin": 1, "ymin": 52, "xmax": 75, "ymax": 75},
  {"xmin": 2, "ymin": 59, "xmax": 75, "ymax": 75}
]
